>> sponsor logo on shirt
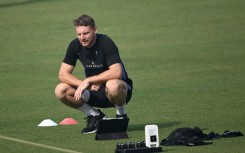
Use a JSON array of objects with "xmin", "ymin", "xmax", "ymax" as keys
[{"xmin": 86, "ymin": 61, "xmax": 103, "ymax": 68}]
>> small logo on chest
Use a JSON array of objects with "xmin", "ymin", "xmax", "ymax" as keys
[{"xmin": 86, "ymin": 61, "xmax": 103, "ymax": 68}]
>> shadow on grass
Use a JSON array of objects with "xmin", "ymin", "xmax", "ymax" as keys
[
  {"xmin": 128, "ymin": 121, "xmax": 181, "ymax": 131},
  {"xmin": 161, "ymin": 149, "xmax": 176, "ymax": 152},
  {"xmin": 0, "ymin": 0, "xmax": 51, "ymax": 8}
]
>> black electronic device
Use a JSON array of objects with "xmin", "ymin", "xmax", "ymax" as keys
[
  {"xmin": 95, "ymin": 118, "xmax": 129, "ymax": 140},
  {"xmin": 115, "ymin": 141, "xmax": 163, "ymax": 153}
]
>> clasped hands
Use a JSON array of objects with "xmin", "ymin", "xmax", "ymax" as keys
[{"xmin": 74, "ymin": 78, "xmax": 101, "ymax": 100}]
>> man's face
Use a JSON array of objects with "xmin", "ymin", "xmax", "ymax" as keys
[{"xmin": 75, "ymin": 26, "xmax": 97, "ymax": 48}]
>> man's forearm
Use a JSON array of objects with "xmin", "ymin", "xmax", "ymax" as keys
[
  {"xmin": 86, "ymin": 64, "xmax": 122, "ymax": 85},
  {"xmin": 59, "ymin": 73, "xmax": 82, "ymax": 87}
]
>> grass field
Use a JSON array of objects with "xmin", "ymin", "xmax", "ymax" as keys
[{"xmin": 0, "ymin": 0, "xmax": 245, "ymax": 152}]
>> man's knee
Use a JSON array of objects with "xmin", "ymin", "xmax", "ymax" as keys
[
  {"xmin": 106, "ymin": 79, "xmax": 128, "ymax": 106},
  {"xmin": 106, "ymin": 79, "xmax": 127, "ymax": 96},
  {"xmin": 54, "ymin": 83, "xmax": 69, "ymax": 100}
]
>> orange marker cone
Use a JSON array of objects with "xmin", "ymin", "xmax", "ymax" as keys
[{"xmin": 59, "ymin": 118, "xmax": 79, "ymax": 125}]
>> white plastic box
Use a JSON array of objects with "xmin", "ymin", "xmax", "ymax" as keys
[{"xmin": 145, "ymin": 125, "xmax": 159, "ymax": 148}]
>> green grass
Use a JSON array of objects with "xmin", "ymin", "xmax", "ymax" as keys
[{"xmin": 0, "ymin": 0, "xmax": 245, "ymax": 153}]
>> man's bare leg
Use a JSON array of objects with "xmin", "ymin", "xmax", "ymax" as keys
[{"xmin": 106, "ymin": 79, "xmax": 128, "ymax": 117}]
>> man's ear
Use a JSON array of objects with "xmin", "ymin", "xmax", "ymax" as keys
[{"xmin": 94, "ymin": 26, "xmax": 97, "ymax": 33}]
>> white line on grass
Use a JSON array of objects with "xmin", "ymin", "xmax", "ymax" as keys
[{"xmin": 0, "ymin": 135, "xmax": 83, "ymax": 153}]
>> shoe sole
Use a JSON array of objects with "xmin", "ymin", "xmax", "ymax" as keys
[{"xmin": 81, "ymin": 129, "xmax": 97, "ymax": 134}]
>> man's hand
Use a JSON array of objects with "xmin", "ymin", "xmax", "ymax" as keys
[
  {"xmin": 74, "ymin": 79, "xmax": 90, "ymax": 100},
  {"xmin": 89, "ymin": 84, "xmax": 101, "ymax": 91}
]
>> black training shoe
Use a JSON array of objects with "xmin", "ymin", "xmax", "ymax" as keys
[
  {"xmin": 81, "ymin": 110, "xmax": 105, "ymax": 134},
  {"xmin": 116, "ymin": 114, "xmax": 128, "ymax": 119}
]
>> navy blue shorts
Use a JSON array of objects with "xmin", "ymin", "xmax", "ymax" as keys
[{"xmin": 86, "ymin": 85, "xmax": 133, "ymax": 108}]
